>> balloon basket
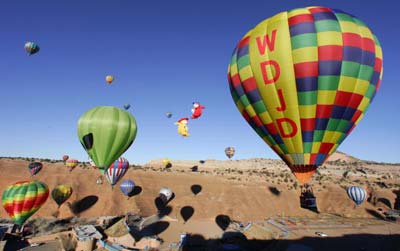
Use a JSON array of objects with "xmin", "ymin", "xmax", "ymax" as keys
[{"xmin": 300, "ymin": 184, "xmax": 319, "ymax": 213}]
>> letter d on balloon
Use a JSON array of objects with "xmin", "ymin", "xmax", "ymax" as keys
[
  {"xmin": 277, "ymin": 118, "xmax": 298, "ymax": 138},
  {"xmin": 260, "ymin": 60, "xmax": 280, "ymax": 85}
]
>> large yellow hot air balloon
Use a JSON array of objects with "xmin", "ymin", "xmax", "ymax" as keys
[{"xmin": 228, "ymin": 6, "xmax": 383, "ymax": 184}]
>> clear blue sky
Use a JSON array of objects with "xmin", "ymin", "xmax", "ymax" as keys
[{"xmin": 0, "ymin": 0, "xmax": 399, "ymax": 164}]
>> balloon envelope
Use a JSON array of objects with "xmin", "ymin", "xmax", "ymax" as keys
[
  {"xmin": 228, "ymin": 6, "xmax": 383, "ymax": 184},
  {"xmin": 52, "ymin": 185, "xmax": 72, "ymax": 207},
  {"xmin": 166, "ymin": 112, "xmax": 172, "ymax": 118},
  {"xmin": 106, "ymin": 75, "xmax": 114, "ymax": 84},
  {"xmin": 77, "ymin": 106, "xmax": 137, "ymax": 174},
  {"xmin": 28, "ymin": 162, "xmax": 43, "ymax": 176},
  {"xmin": 123, "ymin": 104, "xmax": 131, "ymax": 110},
  {"xmin": 105, "ymin": 157, "xmax": 130, "ymax": 186},
  {"xmin": 120, "ymin": 180, "xmax": 135, "ymax": 197},
  {"xmin": 224, "ymin": 147, "xmax": 235, "ymax": 159},
  {"xmin": 347, "ymin": 186, "xmax": 366, "ymax": 206},
  {"xmin": 2, "ymin": 180, "xmax": 49, "ymax": 225},
  {"xmin": 62, "ymin": 155, "xmax": 69, "ymax": 161},
  {"xmin": 65, "ymin": 159, "xmax": 78, "ymax": 172},
  {"xmin": 24, "ymin": 42, "xmax": 40, "ymax": 55}
]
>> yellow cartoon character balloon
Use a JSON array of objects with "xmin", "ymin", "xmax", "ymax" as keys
[
  {"xmin": 228, "ymin": 6, "xmax": 383, "ymax": 184},
  {"xmin": 175, "ymin": 118, "xmax": 190, "ymax": 137}
]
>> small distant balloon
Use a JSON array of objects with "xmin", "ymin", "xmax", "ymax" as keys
[
  {"xmin": 166, "ymin": 112, "xmax": 172, "ymax": 118},
  {"xmin": 65, "ymin": 159, "xmax": 78, "ymax": 172},
  {"xmin": 191, "ymin": 102, "xmax": 205, "ymax": 119},
  {"xmin": 175, "ymin": 118, "xmax": 189, "ymax": 137},
  {"xmin": 28, "ymin": 162, "xmax": 43, "ymax": 177},
  {"xmin": 159, "ymin": 187, "xmax": 173, "ymax": 204},
  {"xmin": 347, "ymin": 186, "xmax": 366, "ymax": 206},
  {"xmin": 123, "ymin": 104, "xmax": 131, "ymax": 110},
  {"xmin": 24, "ymin": 42, "xmax": 40, "ymax": 55},
  {"xmin": 105, "ymin": 157, "xmax": 130, "ymax": 187},
  {"xmin": 62, "ymin": 155, "xmax": 69, "ymax": 162},
  {"xmin": 105, "ymin": 75, "xmax": 114, "ymax": 84},
  {"xmin": 162, "ymin": 158, "xmax": 171, "ymax": 168},
  {"xmin": 224, "ymin": 147, "xmax": 235, "ymax": 159},
  {"xmin": 120, "ymin": 180, "xmax": 135, "ymax": 197}
]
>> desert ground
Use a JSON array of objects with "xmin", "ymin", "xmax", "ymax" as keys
[{"xmin": 0, "ymin": 152, "xmax": 399, "ymax": 250}]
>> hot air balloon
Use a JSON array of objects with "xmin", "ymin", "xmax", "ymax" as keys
[
  {"xmin": 77, "ymin": 106, "xmax": 137, "ymax": 174},
  {"xmin": 224, "ymin": 147, "xmax": 235, "ymax": 159},
  {"xmin": 123, "ymin": 104, "xmax": 131, "ymax": 110},
  {"xmin": 191, "ymin": 102, "xmax": 205, "ymax": 119},
  {"xmin": 24, "ymin": 42, "xmax": 40, "ymax": 55},
  {"xmin": 347, "ymin": 186, "xmax": 366, "ymax": 206},
  {"xmin": 51, "ymin": 185, "xmax": 72, "ymax": 208},
  {"xmin": 62, "ymin": 155, "xmax": 69, "ymax": 162},
  {"xmin": 175, "ymin": 118, "xmax": 189, "ymax": 137},
  {"xmin": 28, "ymin": 162, "xmax": 43, "ymax": 177},
  {"xmin": 65, "ymin": 159, "xmax": 78, "ymax": 172},
  {"xmin": 2, "ymin": 180, "xmax": 49, "ymax": 226},
  {"xmin": 104, "ymin": 157, "xmax": 130, "ymax": 187},
  {"xmin": 162, "ymin": 158, "xmax": 171, "ymax": 168},
  {"xmin": 159, "ymin": 187, "xmax": 173, "ymax": 204},
  {"xmin": 166, "ymin": 112, "xmax": 173, "ymax": 118},
  {"xmin": 227, "ymin": 6, "xmax": 383, "ymax": 185},
  {"xmin": 120, "ymin": 180, "xmax": 135, "ymax": 198},
  {"xmin": 106, "ymin": 75, "xmax": 114, "ymax": 84}
]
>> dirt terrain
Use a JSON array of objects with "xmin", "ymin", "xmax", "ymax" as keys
[{"xmin": 0, "ymin": 151, "xmax": 399, "ymax": 250}]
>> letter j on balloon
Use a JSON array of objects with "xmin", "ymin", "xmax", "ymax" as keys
[{"xmin": 228, "ymin": 6, "xmax": 383, "ymax": 185}]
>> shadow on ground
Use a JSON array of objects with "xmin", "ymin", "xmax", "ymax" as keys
[{"xmin": 69, "ymin": 195, "xmax": 98, "ymax": 215}]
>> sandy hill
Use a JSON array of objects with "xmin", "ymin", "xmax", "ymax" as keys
[{"xmin": 0, "ymin": 154, "xmax": 398, "ymax": 224}]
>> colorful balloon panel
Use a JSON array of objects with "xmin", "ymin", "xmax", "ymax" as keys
[
  {"xmin": 227, "ymin": 6, "xmax": 383, "ymax": 183},
  {"xmin": 2, "ymin": 181, "xmax": 49, "ymax": 225},
  {"xmin": 77, "ymin": 106, "xmax": 137, "ymax": 174}
]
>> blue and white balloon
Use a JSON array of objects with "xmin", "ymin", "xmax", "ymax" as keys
[
  {"xmin": 120, "ymin": 180, "xmax": 135, "ymax": 197},
  {"xmin": 347, "ymin": 186, "xmax": 366, "ymax": 206}
]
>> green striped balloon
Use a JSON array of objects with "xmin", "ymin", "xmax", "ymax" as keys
[
  {"xmin": 2, "ymin": 180, "xmax": 49, "ymax": 225},
  {"xmin": 77, "ymin": 106, "xmax": 138, "ymax": 174}
]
